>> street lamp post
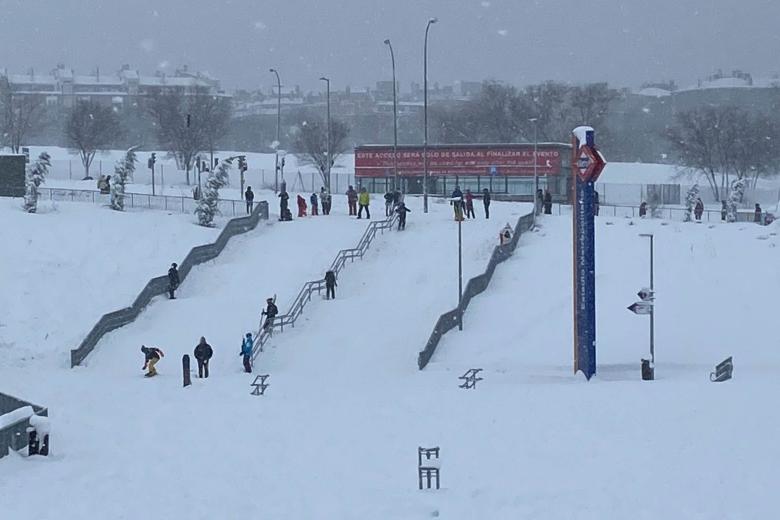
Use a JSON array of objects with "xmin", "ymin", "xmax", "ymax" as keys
[
  {"xmin": 458, "ymin": 216, "xmax": 463, "ymax": 330},
  {"xmin": 269, "ymin": 68, "xmax": 281, "ymax": 193},
  {"xmin": 319, "ymin": 76, "xmax": 331, "ymax": 190},
  {"xmin": 423, "ymin": 17, "xmax": 438, "ymax": 213},
  {"xmin": 530, "ymin": 117, "xmax": 540, "ymax": 219},
  {"xmin": 639, "ymin": 233, "xmax": 655, "ymax": 364},
  {"xmin": 384, "ymin": 39, "xmax": 399, "ymax": 192}
]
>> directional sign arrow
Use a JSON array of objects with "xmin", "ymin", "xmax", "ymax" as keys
[
  {"xmin": 628, "ymin": 301, "xmax": 653, "ymax": 315},
  {"xmin": 637, "ymin": 288, "xmax": 655, "ymax": 301}
]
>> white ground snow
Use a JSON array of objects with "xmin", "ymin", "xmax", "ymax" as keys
[
  {"xmin": 1, "ymin": 196, "xmax": 777, "ymax": 519},
  {"xmin": 0, "ymin": 198, "xmax": 220, "ymax": 369}
]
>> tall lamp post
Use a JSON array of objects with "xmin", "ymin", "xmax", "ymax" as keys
[
  {"xmin": 319, "ymin": 76, "xmax": 331, "ymax": 190},
  {"xmin": 457, "ymin": 214, "xmax": 463, "ymax": 330},
  {"xmin": 639, "ymin": 233, "xmax": 655, "ymax": 364},
  {"xmin": 384, "ymin": 38, "xmax": 399, "ymax": 192},
  {"xmin": 269, "ymin": 68, "xmax": 281, "ymax": 193},
  {"xmin": 529, "ymin": 117, "xmax": 540, "ymax": 219},
  {"xmin": 423, "ymin": 17, "xmax": 438, "ymax": 213}
]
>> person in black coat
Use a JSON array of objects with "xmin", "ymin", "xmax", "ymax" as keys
[
  {"xmin": 754, "ymin": 203, "xmax": 763, "ymax": 223},
  {"xmin": 278, "ymin": 190, "xmax": 290, "ymax": 217},
  {"xmin": 262, "ymin": 298, "xmax": 279, "ymax": 331},
  {"xmin": 482, "ymin": 188, "xmax": 491, "ymax": 219},
  {"xmin": 193, "ymin": 336, "xmax": 213, "ymax": 378},
  {"xmin": 396, "ymin": 201, "xmax": 411, "ymax": 230},
  {"xmin": 245, "ymin": 186, "xmax": 255, "ymax": 214},
  {"xmin": 325, "ymin": 270, "xmax": 337, "ymax": 300},
  {"xmin": 543, "ymin": 190, "xmax": 553, "ymax": 215},
  {"xmin": 168, "ymin": 263, "xmax": 180, "ymax": 299}
]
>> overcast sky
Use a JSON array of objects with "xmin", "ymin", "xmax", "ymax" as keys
[{"xmin": 1, "ymin": 0, "xmax": 778, "ymax": 92}]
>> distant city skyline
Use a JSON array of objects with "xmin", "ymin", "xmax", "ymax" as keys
[{"xmin": 1, "ymin": 0, "xmax": 779, "ymax": 92}]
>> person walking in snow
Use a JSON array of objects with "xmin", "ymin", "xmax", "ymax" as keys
[
  {"xmin": 141, "ymin": 345, "xmax": 164, "ymax": 377},
  {"xmin": 194, "ymin": 336, "xmax": 213, "ymax": 379},
  {"xmin": 384, "ymin": 190, "xmax": 394, "ymax": 217},
  {"xmin": 325, "ymin": 270, "xmax": 337, "ymax": 300},
  {"xmin": 167, "ymin": 263, "xmax": 180, "ymax": 299},
  {"xmin": 482, "ymin": 188, "xmax": 491, "ymax": 219},
  {"xmin": 694, "ymin": 198, "xmax": 704, "ymax": 221},
  {"xmin": 320, "ymin": 187, "xmax": 332, "ymax": 215},
  {"xmin": 543, "ymin": 189, "xmax": 553, "ymax": 215},
  {"xmin": 279, "ymin": 190, "xmax": 290, "ymax": 219},
  {"xmin": 310, "ymin": 192, "xmax": 319, "ymax": 216},
  {"xmin": 395, "ymin": 201, "xmax": 411, "ymax": 230},
  {"xmin": 754, "ymin": 203, "xmax": 763, "ymax": 224},
  {"xmin": 535, "ymin": 188, "xmax": 544, "ymax": 215},
  {"xmin": 721, "ymin": 200, "xmax": 727, "ymax": 221},
  {"xmin": 464, "ymin": 189, "xmax": 476, "ymax": 219},
  {"xmin": 297, "ymin": 194, "xmax": 308, "ymax": 217},
  {"xmin": 262, "ymin": 298, "xmax": 279, "ymax": 332},
  {"xmin": 245, "ymin": 186, "xmax": 255, "ymax": 214},
  {"xmin": 358, "ymin": 187, "xmax": 371, "ymax": 219},
  {"xmin": 346, "ymin": 185, "xmax": 358, "ymax": 216},
  {"xmin": 451, "ymin": 186, "xmax": 464, "ymax": 222},
  {"xmin": 240, "ymin": 333, "xmax": 253, "ymax": 373},
  {"xmin": 639, "ymin": 201, "xmax": 647, "ymax": 218}
]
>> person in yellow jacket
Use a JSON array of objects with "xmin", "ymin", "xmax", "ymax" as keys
[{"xmin": 357, "ymin": 187, "xmax": 371, "ymax": 219}]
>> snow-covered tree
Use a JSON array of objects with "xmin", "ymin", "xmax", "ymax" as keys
[
  {"xmin": 23, "ymin": 152, "xmax": 51, "ymax": 213},
  {"xmin": 726, "ymin": 178, "xmax": 745, "ymax": 223},
  {"xmin": 195, "ymin": 157, "xmax": 233, "ymax": 226},
  {"xmin": 110, "ymin": 147, "xmax": 138, "ymax": 211},
  {"xmin": 683, "ymin": 184, "xmax": 699, "ymax": 222}
]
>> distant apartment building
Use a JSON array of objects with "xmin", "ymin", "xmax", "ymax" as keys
[{"xmin": 0, "ymin": 64, "xmax": 225, "ymax": 109}]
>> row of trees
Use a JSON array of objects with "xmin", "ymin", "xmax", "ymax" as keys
[
  {"xmin": 59, "ymin": 90, "xmax": 232, "ymax": 180},
  {"xmin": 666, "ymin": 105, "xmax": 780, "ymax": 200},
  {"xmin": 431, "ymin": 81, "xmax": 618, "ymax": 144}
]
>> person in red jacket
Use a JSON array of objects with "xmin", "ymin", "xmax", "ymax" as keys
[
  {"xmin": 464, "ymin": 189, "xmax": 476, "ymax": 219},
  {"xmin": 297, "ymin": 194, "xmax": 307, "ymax": 217}
]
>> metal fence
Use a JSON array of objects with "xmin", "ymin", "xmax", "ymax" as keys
[
  {"xmin": 548, "ymin": 202, "xmax": 771, "ymax": 222},
  {"xmin": 418, "ymin": 211, "xmax": 536, "ymax": 370},
  {"xmin": 39, "ymin": 187, "xmax": 251, "ymax": 217},
  {"xmin": 251, "ymin": 213, "xmax": 398, "ymax": 363},
  {"xmin": 0, "ymin": 392, "xmax": 48, "ymax": 458},
  {"xmin": 70, "ymin": 201, "xmax": 270, "ymax": 367}
]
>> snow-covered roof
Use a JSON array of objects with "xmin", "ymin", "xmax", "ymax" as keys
[
  {"xmin": 139, "ymin": 76, "xmax": 213, "ymax": 87},
  {"xmin": 7, "ymin": 74, "xmax": 55, "ymax": 85},
  {"xmin": 635, "ymin": 87, "xmax": 672, "ymax": 97},
  {"xmin": 73, "ymin": 75, "xmax": 123, "ymax": 86}
]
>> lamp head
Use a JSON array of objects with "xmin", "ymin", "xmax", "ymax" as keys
[
  {"xmin": 429, "ymin": 17, "xmax": 438, "ymax": 24},
  {"xmin": 384, "ymin": 39, "xmax": 391, "ymax": 45}
]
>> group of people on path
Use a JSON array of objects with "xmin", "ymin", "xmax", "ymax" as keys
[{"xmin": 450, "ymin": 186, "xmax": 490, "ymax": 221}]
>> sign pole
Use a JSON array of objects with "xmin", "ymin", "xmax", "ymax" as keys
[
  {"xmin": 571, "ymin": 127, "xmax": 606, "ymax": 380},
  {"xmin": 648, "ymin": 234, "xmax": 655, "ymax": 364}
]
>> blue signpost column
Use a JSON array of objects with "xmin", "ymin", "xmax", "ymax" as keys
[{"xmin": 572, "ymin": 127, "xmax": 606, "ymax": 380}]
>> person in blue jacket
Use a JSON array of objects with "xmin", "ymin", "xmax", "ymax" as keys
[{"xmin": 240, "ymin": 333, "xmax": 253, "ymax": 373}]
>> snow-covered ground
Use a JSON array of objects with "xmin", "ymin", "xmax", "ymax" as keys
[
  {"xmin": 2, "ymin": 189, "xmax": 778, "ymax": 518},
  {"xmin": 0, "ymin": 195, "xmax": 525, "ymax": 519},
  {"xmin": 0, "ymin": 197, "xmax": 221, "ymax": 370}
]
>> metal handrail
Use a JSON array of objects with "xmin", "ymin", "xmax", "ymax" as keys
[{"xmin": 251, "ymin": 213, "xmax": 398, "ymax": 362}]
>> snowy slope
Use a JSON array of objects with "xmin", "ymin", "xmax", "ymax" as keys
[
  {"xmin": 3, "ymin": 203, "xmax": 777, "ymax": 519},
  {"xmin": 0, "ymin": 198, "xmax": 220, "ymax": 369},
  {"xmin": 0, "ymin": 197, "xmax": 526, "ymax": 520}
]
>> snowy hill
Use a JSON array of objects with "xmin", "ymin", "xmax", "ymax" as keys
[{"xmin": 2, "ymin": 198, "xmax": 778, "ymax": 519}]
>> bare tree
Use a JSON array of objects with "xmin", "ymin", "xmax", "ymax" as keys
[
  {"xmin": 0, "ymin": 90, "xmax": 45, "ymax": 153},
  {"xmin": 147, "ymin": 88, "xmax": 232, "ymax": 184},
  {"xmin": 517, "ymin": 81, "xmax": 574, "ymax": 141},
  {"xmin": 293, "ymin": 117, "xmax": 349, "ymax": 189},
  {"xmin": 65, "ymin": 100, "xmax": 123, "ymax": 179},
  {"xmin": 667, "ymin": 106, "xmax": 780, "ymax": 200}
]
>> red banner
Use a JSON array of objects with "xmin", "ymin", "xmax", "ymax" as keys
[{"xmin": 355, "ymin": 145, "xmax": 563, "ymax": 177}]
